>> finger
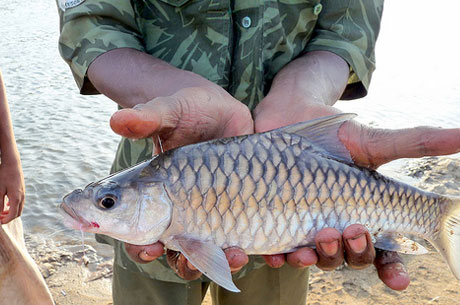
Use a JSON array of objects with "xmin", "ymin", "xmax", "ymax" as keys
[
  {"xmin": 286, "ymin": 247, "xmax": 318, "ymax": 268},
  {"xmin": 124, "ymin": 242, "xmax": 164, "ymax": 264},
  {"xmin": 1, "ymin": 193, "xmax": 20, "ymax": 224},
  {"xmin": 385, "ymin": 127, "xmax": 460, "ymax": 159},
  {"xmin": 110, "ymin": 97, "xmax": 179, "ymax": 139},
  {"xmin": 342, "ymin": 123, "xmax": 460, "ymax": 169},
  {"xmin": 224, "ymin": 247, "xmax": 249, "ymax": 273},
  {"xmin": 262, "ymin": 254, "xmax": 286, "ymax": 268},
  {"xmin": 374, "ymin": 250, "xmax": 410, "ymax": 291},
  {"xmin": 343, "ymin": 224, "xmax": 375, "ymax": 269},
  {"xmin": 0, "ymin": 192, "xmax": 5, "ymax": 214},
  {"xmin": 166, "ymin": 250, "xmax": 202, "ymax": 280},
  {"xmin": 315, "ymin": 228, "xmax": 344, "ymax": 271},
  {"xmin": 110, "ymin": 109, "xmax": 160, "ymax": 139}
]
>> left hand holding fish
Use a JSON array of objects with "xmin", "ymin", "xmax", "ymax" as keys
[{"xmin": 253, "ymin": 51, "xmax": 460, "ymax": 291}]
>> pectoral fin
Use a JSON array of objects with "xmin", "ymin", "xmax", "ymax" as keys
[
  {"xmin": 374, "ymin": 233, "xmax": 428, "ymax": 255},
  {"xmin": 170, "ymin": 235, "xmax": 240, "ymax": 292}
]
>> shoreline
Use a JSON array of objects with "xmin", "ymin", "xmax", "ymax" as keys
[{"xmin": 27, "ymin": 156, "xmax": 460, "ymax": 305}]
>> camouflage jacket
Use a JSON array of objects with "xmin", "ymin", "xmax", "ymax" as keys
[{"xmin": 58, "ymin": 0, "xmax": 383, "ymax": 284}]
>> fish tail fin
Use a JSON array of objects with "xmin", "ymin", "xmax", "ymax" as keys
[{"xmin": 431, "ymin": 196, "xmax": 460, "ymax": 280}]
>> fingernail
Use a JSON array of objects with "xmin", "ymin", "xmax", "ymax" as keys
[
  {"xmin": 139, "ymin": 250, "xmax": 157, "ymax": 262},
  {"xmin": 230, "ymin": 266, "xmax": 243, "ymax": 273},
  {"xmin": 319, "ymin": 240, "xmax": 339, "ymax": 256},
  {"xmin": 347, "ymin": 233, "xmax": 367, "ymax": 253}
]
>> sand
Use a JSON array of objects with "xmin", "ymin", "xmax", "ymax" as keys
[{"xmin": 27, "ymin": 157, "xmax": 460, "ymax": 305}]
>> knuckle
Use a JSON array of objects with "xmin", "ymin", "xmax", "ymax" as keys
[
  {"xmin": 374, "ymin": 249, "xmax": 402, "ymax": 268},
  {"xmin": 316, "ymin": 257, "xmax": 343, "ymax": 271},
  {"xmin": 345, "ymin": 242, "xmax": 376, "ymax": 268},
  {"xmin": 168, "ymin": 253, "xmax": 202, "ymax": 280},
  {"xmin": 346, "ymin": 254, "xmax": 374, "ymax": 269}
]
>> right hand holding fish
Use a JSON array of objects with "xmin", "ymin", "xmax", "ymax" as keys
[
  {"xmin": 111, "ymin": 86, "xmax": 254, "ymax": 279},
  {"xmin": 110, "ymin": 86, "xmax": 253, "ymax": 151}
]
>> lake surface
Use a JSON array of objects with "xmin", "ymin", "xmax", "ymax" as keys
[{"xmin": 0, "ymin": 0, "xmax": 459, "ymax": 249}]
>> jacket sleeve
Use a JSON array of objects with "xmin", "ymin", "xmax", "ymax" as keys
[
  {"xmin": 57, "ymin": 0, "xmax": 145, "ymax": 94},
  {"xmin": 304, "ymin": 0, "xmax": 384, "ymax": 100}
]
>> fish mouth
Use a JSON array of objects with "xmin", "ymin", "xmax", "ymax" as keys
[{"xmin": 60, "ymin": 202, "xmax": 92, "ymax": 230}]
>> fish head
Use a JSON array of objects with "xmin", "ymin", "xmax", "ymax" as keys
[{"xmin": 60, "ymin": 160, "xmax": 173, "ymax": 245}]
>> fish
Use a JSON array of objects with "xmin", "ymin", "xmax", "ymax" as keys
[{"xmin": 60, "ymin": 113, "xmax": 460, "ymax": 292}]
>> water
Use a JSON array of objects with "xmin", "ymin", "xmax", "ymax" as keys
[
  {"xmin": 0, "ymin": 0, "xmax": 119, "ymax": 249},
  {"xmin": 336, "ymin": 2, "xmax": 460, "ymax": 130},
  {"xmin": 0, "ymin": 1, "xmax": 459, "ymax": 249}
]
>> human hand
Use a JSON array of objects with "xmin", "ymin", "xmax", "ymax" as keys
[
  {"xmin": 110, "ymin": 86, "xmax": 253, "ymax": 279},
  {"xmin": 110, "ymin": 86, "xmax": 253, "ymax": 152},
  {"xmin": 253, "ymin": 96, "xmax": 460, "ymax": 291},
  {"xmin": 0, "ymin": 155, "xmax": 25, "ymax": 224},
  {"xmin": 254, "ymin": 98, "xmax": 460, "ymax": 169},
  {"xmin": 124, "ymin": 243, "xmax": 248, "ymax": 280}
]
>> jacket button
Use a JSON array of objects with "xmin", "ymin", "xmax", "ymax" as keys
[
  {"xmin": 313, "ymin": 3, "xmax": 323, "ymax": 15},
  {"xmin": 242, "ymin": 16, "xmax": 252, "ymax": 28}
]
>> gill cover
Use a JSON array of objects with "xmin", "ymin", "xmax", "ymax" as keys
[{"xmin": 130, "ymin": 183, "xmax": 173, "ymax": 245}]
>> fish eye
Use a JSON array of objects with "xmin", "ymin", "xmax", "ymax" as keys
[{"xmin": 98, "ymin": 195, "xmax": 117, "ymax": 209}]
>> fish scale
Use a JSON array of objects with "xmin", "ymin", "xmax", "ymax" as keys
[{"xmin": 158, "ymin": 131, "xmax": 443, "ymax": 254}]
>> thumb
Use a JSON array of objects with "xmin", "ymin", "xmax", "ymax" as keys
[{"xmin": 110, "ymin": 97, "xmax": 179, "ymax": 139}]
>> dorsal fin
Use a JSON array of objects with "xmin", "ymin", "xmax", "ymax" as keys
[{"xmin": 275, "ymin": 113, "xmax": 356, "ymax": 164}]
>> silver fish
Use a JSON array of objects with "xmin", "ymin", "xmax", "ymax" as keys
[{"xmin": 60, "ymin": 114, "xmax": 460, "ymax": 292}]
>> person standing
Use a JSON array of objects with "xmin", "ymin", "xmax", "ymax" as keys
[{"xmin": 57, "ymin": 1, "xmax": 460, "ymax": 304}]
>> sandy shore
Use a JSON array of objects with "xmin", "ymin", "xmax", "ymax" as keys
[{"xmin": 27, "ymin": 157, "xmax": 460, "ymax": 305}]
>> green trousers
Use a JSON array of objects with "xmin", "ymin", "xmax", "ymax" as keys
[{"xmin": 112, "ymin": 262, "xmax": 310, "ymax": 305}]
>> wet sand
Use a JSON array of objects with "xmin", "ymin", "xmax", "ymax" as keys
[{"xmin": 27, "ymin": 157, "xmax": 460, "ymax": 305}]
